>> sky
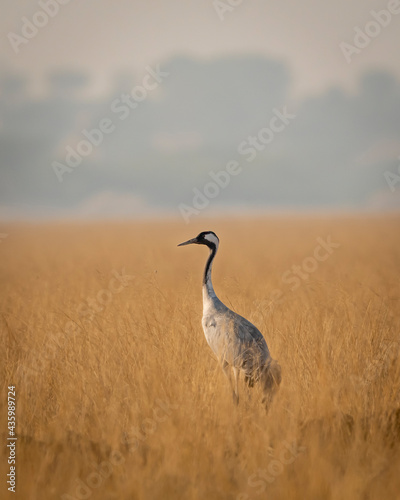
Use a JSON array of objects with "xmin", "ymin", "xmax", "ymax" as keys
[
  {"xmin": 2, "ymin": 0, "xmax": 400, "ymax": 98},
  {"xmin": 0, "ymin": 0, "xmax": 400, "ymax": 219}
]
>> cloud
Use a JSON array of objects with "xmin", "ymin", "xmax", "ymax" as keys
[
  {"xmin": 368, "ymin": 189, "xmax": 400, "ymax": 212},
  {"xmin": 1, "ymin": 56, "xmax": 400, "ymax": 218}
]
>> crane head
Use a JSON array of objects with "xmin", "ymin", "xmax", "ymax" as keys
[{"xmin": 178, "ymin": 231, "xmax": 219, "ymax": 249}]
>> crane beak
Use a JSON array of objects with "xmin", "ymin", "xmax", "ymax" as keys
[{"xmin": 178, "ymin": 237, "xmax": 198, "ymax": 246}]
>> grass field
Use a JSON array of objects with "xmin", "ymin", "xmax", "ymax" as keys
[{"xmin": 1, "ymin": 216, "xmax": 400, "ymax": 500}]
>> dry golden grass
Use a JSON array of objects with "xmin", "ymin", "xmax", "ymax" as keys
[{"xmin": 1, "ymin": 216, "xmax": 400, "ymax": 500}]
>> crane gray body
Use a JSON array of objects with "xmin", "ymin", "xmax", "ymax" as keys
[{"xmin": 202, "ymin": 284, "xmax": 270, "ymax": 376}]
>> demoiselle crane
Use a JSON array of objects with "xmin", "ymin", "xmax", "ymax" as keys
[{"xmin": 178, "ymin": 231, "xmax": 281, "ymax": 408}]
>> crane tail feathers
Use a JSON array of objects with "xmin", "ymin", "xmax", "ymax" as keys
[
  {"xmin": 262, "ymin": 359, "xmax": 282, "ymax": 391},
  {"xmin": 261, "ymin": 359, "xmax": 282, "ymax": 410}
]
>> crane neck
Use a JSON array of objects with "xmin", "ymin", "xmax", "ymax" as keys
[{"xmin": 203, "ymin": 244, "xmax": 217, "ymax": 299}]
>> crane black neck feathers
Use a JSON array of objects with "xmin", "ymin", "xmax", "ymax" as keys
[{"xmin": 203, "ymin": 243, "xmax": 217, "ymax": 286}]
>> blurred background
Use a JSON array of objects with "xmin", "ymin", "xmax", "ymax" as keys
[{"xmin": 1, "ymin": 0, "xmax": 399, "ymax": 221}]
